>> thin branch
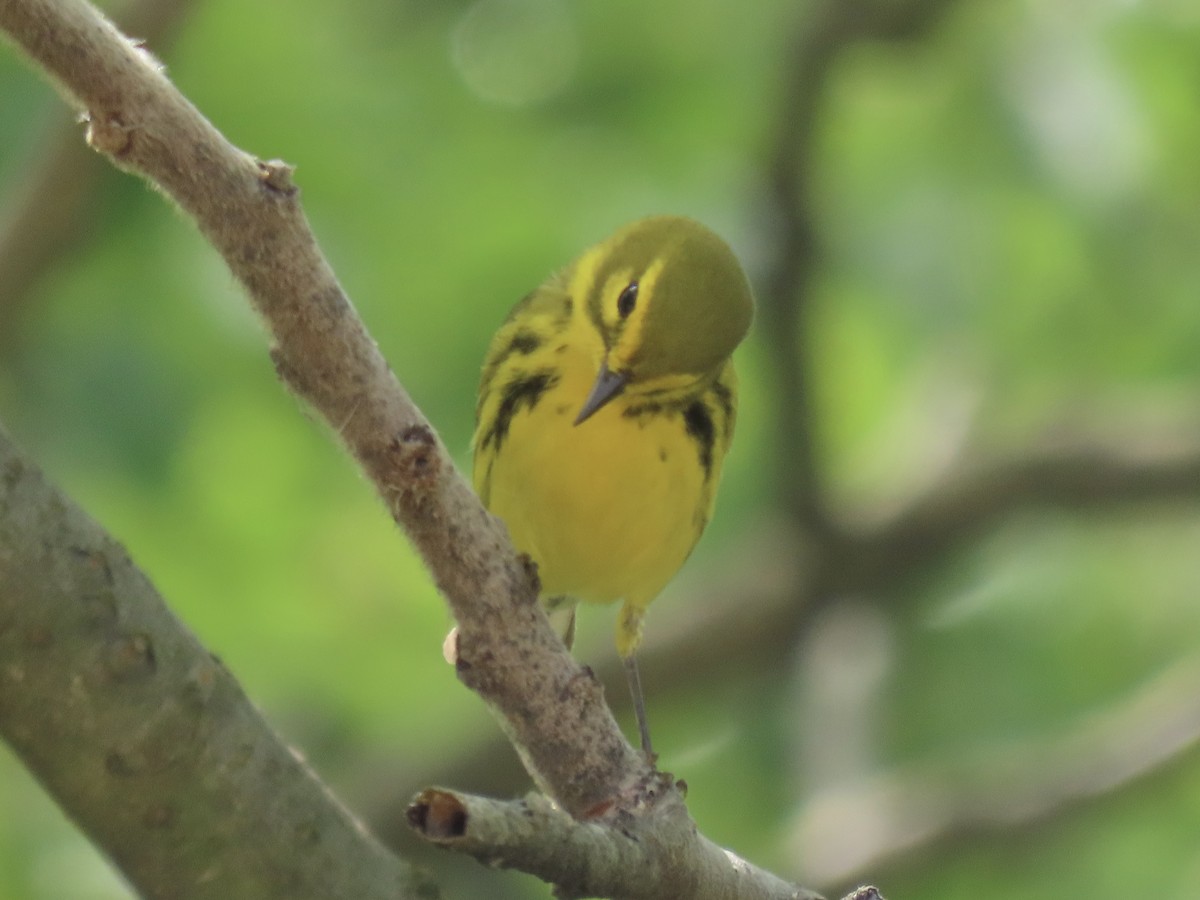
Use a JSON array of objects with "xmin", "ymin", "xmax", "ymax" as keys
[
  {"xmin": 759, "ymin": 0, "xmax": 961, "ymax": 541},
  {"xmin": 0, "ymin": 120, "xmax": 105, "ymax": 355},
  {"xmin": 841, "ymin": 441, "xmax": 1200, "ymax": 592},
  {"xmin": 0, "ymin": 426, "xmax": 433, "ymax": 900},
  {"xmin": 407, "ymin": 788, "xmax": 830, "ymax": 900},
  {"xmin": 760, "ymin": 4, "xmax": 829, "ymax": 539},
  {"xmin": 788, "ymin": 652, "xmax": 1200, "ymax": 885},
  {"xmin": 0, "ymin": 0, "xmax": 197, "ymax": 358}
]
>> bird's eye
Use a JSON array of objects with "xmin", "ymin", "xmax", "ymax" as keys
[{"xmin": 616, "ymin": 281, "xmax": 639, "ymax": 318}]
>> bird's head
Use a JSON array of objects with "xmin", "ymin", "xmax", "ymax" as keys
[{"xmin": 571, "ymin": 215, "xmax": 754, "ymax": 424}]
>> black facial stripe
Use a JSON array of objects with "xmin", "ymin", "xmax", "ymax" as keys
[{"xmin": 482, "ymin": 369, "xmax": 560, "ymax": 452}]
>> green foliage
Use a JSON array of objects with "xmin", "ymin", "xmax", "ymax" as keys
[{"xmin": 3, "ymin": 0, "xmax": 1200, "ymax": 897}]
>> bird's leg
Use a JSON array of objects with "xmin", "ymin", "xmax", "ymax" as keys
[
  {"xmin": 623, "ymin": 653, "xmax": 655, "ymax": 764},
  {"xmin": 617, "ymin": 602, "xmax": 656, "ymax": 764}
]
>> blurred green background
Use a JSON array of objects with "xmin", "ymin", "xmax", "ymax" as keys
[{"xmin": 3, "ymin": 0, "xmax": 1200, "ymax": 897}]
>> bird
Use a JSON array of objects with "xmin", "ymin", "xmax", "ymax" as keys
[{"xmin": 469, "ymin": 214, "xmax": 753, "ymax": 759}]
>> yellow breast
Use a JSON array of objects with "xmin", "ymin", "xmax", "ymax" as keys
[{"xmin": 480, "ymin": 348, "xmax": 709, "ymax": 611}]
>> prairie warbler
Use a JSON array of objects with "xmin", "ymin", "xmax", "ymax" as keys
[{"xmin": 471, "ymin": 215, "xmax": 753, "ymax": 758}]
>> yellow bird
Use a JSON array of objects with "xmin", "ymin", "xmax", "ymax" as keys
[{"xmin": 471, "ymin": 215, "xmax": 753, "ymax": 758}]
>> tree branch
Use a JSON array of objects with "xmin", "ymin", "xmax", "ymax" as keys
[
  {"xmin": 760, "ymin": 0, "xmax": 960, "ymax": 540},
  {"xmin": 0, "ymin": 425, "xmax": 433, "ymax": 900},
  {"xmin": 788, "ymin": 652, "xmax": 1200, "ymax": 885},
  {"xmin": 841, "ymin": 440, "xmax": 1200, "ymax": 592},
  {"xmin": 408, "ymin": 788, "xmax": 824, "ymax": 900}
]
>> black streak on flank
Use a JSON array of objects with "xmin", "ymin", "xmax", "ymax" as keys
[
  {"xmin": 509, "ymin": 329, "xmax": 542, "ymax": 355},
  {"xmin": 683, "ymin": 401, "xmax": 716, "ymax": 481},
  {"xmin": 710, "ymin": 379, "xmax": 735, "ymax": 428},
  {"xmin": 484, "ymin": 370, "xmax": 560, "ymax": 452}
]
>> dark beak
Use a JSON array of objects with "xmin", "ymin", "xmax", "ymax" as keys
[{"xmin": 574, "ymin": 361, "xmax": 628, "ymax": 425}]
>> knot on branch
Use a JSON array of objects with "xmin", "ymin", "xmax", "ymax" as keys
[
  {"xmin": 85, "ymin": 112, "xmax": 133, "ymax": 158},
  {"xmin": 390, "ymin": 424, "xmax": 441, "ymax": 488},
  {"xmin": 256, "ymin": 158, "xmax": 298, "ymax": 196},
  {"xmin": 407, "ymin": 788, "xmax": 468, "ymax": 841},
  {"xmin": 104, "ymin": 632, "xmax": 157, "ymax": 681}
]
